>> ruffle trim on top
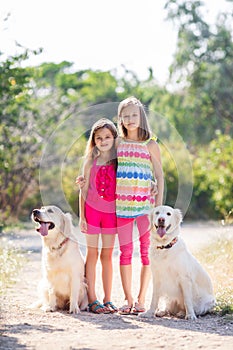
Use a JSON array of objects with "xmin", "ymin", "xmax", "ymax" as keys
[{"xmin": 96, "ymin": 164, "xmax": 116, "ymax": 201}]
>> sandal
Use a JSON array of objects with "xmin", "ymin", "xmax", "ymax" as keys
[
  {"xmin": 104, "ymin": 301, "xmax": 118, "ymax": 313},
  {"xmin": 132, "ymin": 302, "xmax": 146, "ymax": 315},
  {"xmin": 118, "ymin": 304, "xmax": 133, "ymax": 315},
  {"xmin": 88, "ymin": 300, "xmax": 111, "ymax": 314}
]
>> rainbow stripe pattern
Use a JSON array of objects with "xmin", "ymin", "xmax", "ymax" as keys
[{"xmin": 116, "ymin": 138, "xmax": 155, "ymax": 218}]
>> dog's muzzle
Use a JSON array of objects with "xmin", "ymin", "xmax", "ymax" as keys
[
  {"xmin": 155, "ymin": 217, "xmax": 171, "ymax": 238},
  {"xmin": 32, "ymin": 209, "xmax": 55, "ymax": 236}
]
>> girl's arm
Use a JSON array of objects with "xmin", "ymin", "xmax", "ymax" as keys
[
  {"xmin": 79, "ymin": 160, "xmax": 91, "ymax": 233},
  {"xmin": 75, "ymin": 175, "xmax": 86, "ymax": 188},
  {"xmin": 148, "ymin": 139, "xmax": 164, "ymax": 206}
]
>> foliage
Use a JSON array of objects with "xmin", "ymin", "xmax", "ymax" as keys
[
  {"xmin": 192, "ymin": 132, "xmax": 233, "ymax": 219},
  {"xmin": 0, "ymin": 241, "xmax": 25, "ymax": 294},
  {"xmin": 165, "ymin": 0, "xmax": 233, "ymax": 143},
  {"xmin": 0, "ymin": 52, "xmax": 42, "ymax": 223},
  {"xmin": 60, "ymin": 132, "xmax": 87, "ymax": 215},
  {"xmin": 1, "ymin": 0, "xmax": 233, "ymax": 221},
  {"xmin": 215, "ymin": 288, "xmax": 233, "ymax": 316},
  {"xmin": 160, "ymin": 143, "xmax": 179, "ymax": 208},
  {"xmin": 195, "ymin": 235, "xmax": 233, "ymax": 316}
]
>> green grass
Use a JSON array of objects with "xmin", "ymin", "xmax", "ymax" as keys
[
  {"xmin": 195, "ymin": 236, "xmax": 233, "ymax": 316},
  {"xmin": 0, "ymin": 243, "xmax": 26, "ymax": 294}
]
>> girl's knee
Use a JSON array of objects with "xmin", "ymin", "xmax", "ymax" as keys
[
  {"xmin": 141, "ymin": 256, "xmax": 150, "ymax": 265},
  {"xmin": 139, "ymin": 230, "xmax": 150, "ymax": 244},
  {"xmin": 120, "ymin": 255, "xmax": 132, "ymax": 265},
  {"xmin": 120, "ymin": 246, "xmax": 133, "ymax": 265},
  {"xmin": 86, "ymin": 248, "xmax": 99, "ymax": 266},
  {"xmin": 100, "ymin": 248, "xmax": 113, "ymax": 262},
  {"xmin": 140, "ymin": 242, "xmax": 150, "ymax": 265}
]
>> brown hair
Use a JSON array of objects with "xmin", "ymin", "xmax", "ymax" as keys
[
  {"xmin": 84, "ymin": 118, "xmax": 118, "ymax": 168},
  {"xmin": 117, "ymin": 96, "xmax": 152, "ymax": 141}
]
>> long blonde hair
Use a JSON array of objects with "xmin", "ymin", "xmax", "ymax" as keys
[
  {"xmin": 117, "ymin": 96, "xmax": 152, "ymax": 141},
  {"xmin": 84, "ymin": 118, "xmax": 118, "ymax": 168}
]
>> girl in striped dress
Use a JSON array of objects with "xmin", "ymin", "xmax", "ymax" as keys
[{"xmin": 116, "ymin": 96, "xmax": 164, "ymax": 315}]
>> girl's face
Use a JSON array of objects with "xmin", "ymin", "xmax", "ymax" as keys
[
  {"xmin": 120, "ymin": 104, "xmax": 140, "ymax": 131},
  {"xmin": 94, "ymin": 127, "xmax": 115, "ymax": 152}
]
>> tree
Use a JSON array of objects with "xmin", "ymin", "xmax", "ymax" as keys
[
  {"xmin": 192, "ymin": 132, "xmax": 233, "ymax": 219},
  {"xmin": 165, "ymin": 0, "xmax": 233, "ymax": 143},
  {"xmin": 0, "ymin": 51, "xmax": 42, "ymax": 222}
]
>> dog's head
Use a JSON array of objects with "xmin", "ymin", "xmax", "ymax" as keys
[
  {"xmin": 151, "ymin": 205, "xmax": 182, "ymax": 239},
  {"xmin": 31, "ymin": 205, "xmax": 73, "ymax": 237}
]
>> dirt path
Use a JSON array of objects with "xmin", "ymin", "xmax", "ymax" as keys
[{"xmin": 1, "ymin": 222, "xmax": 233, "ymax": 350}]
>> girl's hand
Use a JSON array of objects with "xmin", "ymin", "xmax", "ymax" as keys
[
  {"xmin": 79, "ymin": 218, "xmax": 87, "ymax": 233},
  {"xmin": 75, "ymin": 175, "xmax": 86, "ymax": 189},
  {"xmin": 150, "ymin": 180, "xmax": 158, "ymax": 196}
]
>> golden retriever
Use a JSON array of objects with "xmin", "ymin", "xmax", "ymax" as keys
[
  {"xmin": 140, "ymin": 205, "xmax": 215, "ymax": 320},
  {"xmin": 31, "ymin": 205, "xmax": 88, "ymax": 314}
]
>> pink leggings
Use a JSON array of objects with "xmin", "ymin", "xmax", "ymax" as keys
[{"xmin": 117, "ymin": 215, "xmax": 150, "ymax": 266}]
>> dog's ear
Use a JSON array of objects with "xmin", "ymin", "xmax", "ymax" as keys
[
  {"xmin": 174, "ymin": 209, "xmax": 183, "ymax": 225},
  {"xmin": 62, "ymin": 213, "xmax": 73, "ymax": 237}
]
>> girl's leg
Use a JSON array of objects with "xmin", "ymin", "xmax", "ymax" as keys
[
  {"xmin": 100, "ymin": 234, "xmax": 116, "ymax": 303},
  {"xmin": 85, "ymin": 234, "xmax": 111, "ymax": 314},
  {"xmin": 135, "ymin": 215, "xmax": 151, "ymax": 308},
  {"xmin": 85, "ymin": 234, "xmax": 99, "ymax": 304},
  {"xmin": 117, "ymin": 217, "xmax": 134, "ymax": 309},
  {"xmin": 119, "ymin": 265, "xmax": 133, "ymax": 309},
  {"xmin": 136, "ymin": 265, "xmax": 151, "ymax": 308}
]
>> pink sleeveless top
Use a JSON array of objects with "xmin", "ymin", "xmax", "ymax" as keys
[{"xmin": 86, "ymin": 159, "xmax": 116, "ymax": 214}]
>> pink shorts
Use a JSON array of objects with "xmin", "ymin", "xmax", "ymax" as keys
[{"xmin": 85, "ymin": 203, "xmax": 117, "ymax": 234}]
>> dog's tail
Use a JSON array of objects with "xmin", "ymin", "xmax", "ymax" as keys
[{"xmin": 27, "ymin": 300, "xmax": 43, "ymax": 310}]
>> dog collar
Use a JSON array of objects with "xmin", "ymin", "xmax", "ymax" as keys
[
  {"xmin": 51, "ymin": 237, "xmax": 69, "ymax": 251},
  {"xmin": 156, "ymin": 237, "xmax": 178, "ymax": 250}
]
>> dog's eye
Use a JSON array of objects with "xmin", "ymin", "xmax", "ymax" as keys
[
  {"xmin": 155, "ymin": 211, "xmax": 159, "ymax": 215},
  {"xmin": 48, "ymin": 209, "xmax": 54, "ymax": 213},
  {"xmin": 167, "ymin": 212, "xmax": 171, "ymax": 216}
]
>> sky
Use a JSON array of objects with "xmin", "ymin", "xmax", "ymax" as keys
[{"xmin": 1, "ymin": 0, "xmax": 231, "ymax": 84}]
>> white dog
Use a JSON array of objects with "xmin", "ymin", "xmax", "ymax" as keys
[
  {"xmin": 140, "ymin": 205, "xmax": 215, "ymax": 320},
  {"xmin": 31, "ymin": 205, "xmax": 88, "ymax": 314}
]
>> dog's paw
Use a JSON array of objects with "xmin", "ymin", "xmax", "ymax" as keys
[
  {"xmin": 176, "ymin": 311, "xmax": 185, "ymax": 319},
  {"xmin": 69, "ymin": 303, "xmax": 80, "ymax": 314},
  {"xmin": 185, "ymin": 313, "xmax": 197, "ymax": 321},
  {"xmin": 138, "ymin": 310, "xmax": 155, "ymax": 318},
  {"xmin": 155, "ymin": 310, "xmax": 167, "ymax": 317}
]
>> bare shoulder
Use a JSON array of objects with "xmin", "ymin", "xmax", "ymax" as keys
[
  {"xmin": 147, "ymin": 138, "xmax": 160, "ymax": 154},
  {"xmin": 115, "ymin": 136, "xmax": 122, "ymax": 148}
]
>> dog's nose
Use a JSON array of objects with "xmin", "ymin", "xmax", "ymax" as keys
[
  {"xmin": 32, "ymin": 209, "xmax": 40, "ymax": 216},
  {"xmin": 158, "ymin": 217, "xmax": 165, "ymax": 225}
]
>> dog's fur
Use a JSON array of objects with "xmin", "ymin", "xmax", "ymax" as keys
[
  {"xmin": 31, "ymin": 205, "xmax": 88, "ymax": 314},
  {"xmin": 141, "ymin": 205, "xmax": 215, "ymax": 320}
]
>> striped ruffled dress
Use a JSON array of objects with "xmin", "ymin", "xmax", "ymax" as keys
[{"xmin": 116, "ymin": 138, "xmax": 155, "ymax": 218}]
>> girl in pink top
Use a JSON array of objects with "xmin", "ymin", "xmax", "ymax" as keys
[{"xmin": 79, "ymin": 118, "xmax": 118, "ymax": 314}]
